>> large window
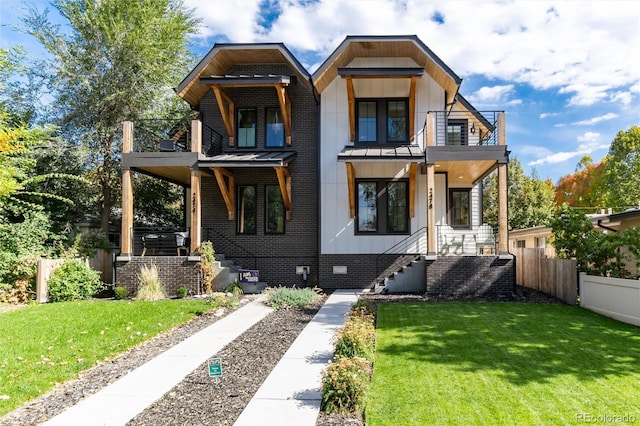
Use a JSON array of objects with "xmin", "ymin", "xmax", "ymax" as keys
[
  {"xmin": 447, "ymin": 120, "xmax": 467, "ymax": 146},
  {"xmin": 266, "ymin": 107, "xmax": 285, "ymax": 148},
  {"xmin": 356, "ymin": 99, "xmax": 408, "ymax": 143},
  {"xmin": 237, "ymin": 108, "xmax": 257, "ymax": 148},
  {"xmin": 450, "ymin": 189, "xmax": 470, "ymax": 228},
  {"xmin": 266, "ymin": 185, "xmax": 285, "ymax": 234},
  {"xmin": 356, "ymin": 180, "xmax": 409, "ymax": 234},
  {"xmin": 237, "ymin": 185, "xmax": 256, "ymax": 234}
]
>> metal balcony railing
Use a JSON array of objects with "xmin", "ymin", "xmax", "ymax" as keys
[
  {"xmin": 133, "ymin": 117, "xmax": 192, "ymax": 153},
  {"xmin": 424, "ymin": 111, "xmax": 500, "ymax": 147}
]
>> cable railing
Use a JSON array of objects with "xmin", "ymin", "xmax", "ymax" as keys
[{"xmin": 425, "ymin": 110, "xmax": 500, "ymax": 147}]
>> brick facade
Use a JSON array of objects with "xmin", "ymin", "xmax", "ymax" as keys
[
  {"xmin": 319, "ymin": 254, "xmax": 408, "ymax": 289},
  {"xmin": 115, "ymin": 256, "xmax": 201, "ymax": 297},
  {"xmin": 425, "ymin": 256, "xmax": 515, "ymax": 296}
]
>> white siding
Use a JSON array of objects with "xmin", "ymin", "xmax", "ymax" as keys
[{"xmin": 320, "ymin": 57, "xmax": 446, "ymax": 255}]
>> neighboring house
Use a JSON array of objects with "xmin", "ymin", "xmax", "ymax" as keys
[{"xmin": 116, "ymin": 35, "xmax": 514, "ymax": 296}]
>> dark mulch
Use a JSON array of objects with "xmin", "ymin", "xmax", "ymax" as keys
[{"xmin": 1, "ymin": 286, "xmax": 563, "ymax": 426}]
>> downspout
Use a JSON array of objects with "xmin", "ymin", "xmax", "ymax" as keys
[{"xmin": 596, "ymin": 219, "xmax": 618, "ymax": 233}]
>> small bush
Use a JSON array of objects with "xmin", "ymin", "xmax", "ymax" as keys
[
  {"xmin": 136, "ymin": 264, "xmax": 167, "ymax": 301},
  {"xmin": 321, "ymin": 356, "xmax": 372, "ymax": 414},
  {"xmin": 266, "ymin": 287, "xmax": 319, "ymax": 310},
  {"xmin": 225, "ymin": 281, "xmax": 242, "ymax": 297},
  {"xmin": 114, "ymin": 286, "xmax": 128, "ymax": 300},
  {"xmin": 207, "ymin": 291, "xmax": 239, "ymax": 309},
  {"xmin": 197, "ymin": 242, "xmax": 216, "ymax": 293},
  {"xmin": 176, "ymin": 286, "xmax": 188, "ymax": 299},
  {"xmin": 47, "ymin": 260, "xmax": 103, "ymax": 302},
  {"xmin": 333, "ymin": 312, "xmax": 376, "ymax": 361}
]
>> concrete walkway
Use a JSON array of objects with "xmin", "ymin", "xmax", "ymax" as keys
[{"xmin": 42, "ymin": 289, "xmax": 361, "ymax": 426}]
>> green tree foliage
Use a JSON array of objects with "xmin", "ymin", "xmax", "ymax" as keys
[
  {"xmin": 602, "ymin": 126, "xmax": 640, "ymax": 210},
  {"xmin": 23, "ymin": 0, "xmax": 200, "ymax": 235},
  {"xmin": 550, "ymin": 204, "xmax": 640, "ymax": 278},
  {"xmin": 483, "ymin": 158, "xmax": 556, "ymax": 230},
  {"xmin": 554, "ymin": 155, "xmax": 607, "ymax": 211}
]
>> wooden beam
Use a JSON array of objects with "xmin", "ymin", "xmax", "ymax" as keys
[
  {"xmin": 498, "ymin": 112, "xmax": 506, "ymax": 146},
  {"xmin": 190, "ymin": 170, "xmax": 202, "ymax": 254},
  {"xmin": 275, "ymin": 84, "xmax": 292, "ymax": 146},
  {"xmin": 346, "ymin": 162, "xmax": 355, "ymax": 218},
  {"xmin": 121, "ymin": 121, "xmax": 134, "ymax": 255},
  {"xmin": 409, "ymin": 163, "xmax": 416, "ymax": 218},
  {"xmin": 346, "ymin": 77, "xmax": 356, "ymax": 143},
  {"xmin": 274, "ymin": 166, "xmax": 292, "ymax": 220},
  {"xmin": 426, "ymin": 112, "xmax": 435, "ymax": 147},
  {"xmin": 498, "ymin": 163, "xmax": 508, "ymax": 253},
  {"xmin": 190, "ymin": 118, "xmax": 201, "ymax": 153},
  {"xmin": 409, "ymin": 76, "xmax": 417, "ymax": 142},
  {"xmin": 426, "ymin": 164, "xmax": 436, "ymax": 255},
  {"xmin": 212, "ymin": 86, "xmax": 235, "ymax": 146},
  {"xmin": 212, "ymin": 167, "xmax": 235, "ymax": 220}
]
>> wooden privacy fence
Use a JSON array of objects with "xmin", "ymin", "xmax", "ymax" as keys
[{"xmin": 514, "ymin": 248, "xmax": 577, "ymax": 304}]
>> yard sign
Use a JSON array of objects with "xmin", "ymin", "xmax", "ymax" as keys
[{"xmin": 208, "ymin": 357, "xmax": 222, "ymax": 377}]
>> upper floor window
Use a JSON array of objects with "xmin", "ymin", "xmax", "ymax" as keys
[
  {"xmin": 449, "ymin": 188, "xmax": 470, "ymax": 228},
  {"xmin": 237, "ymin": 108, "xmax": 257, "ymax": 148},
  {"xmin": 447, "ymin": 120, "xmax": 467, "ymax": 146},
  {"xmin": 356, "ymin": 99, "xmax": 408, "ymax": 144},
  {"xmin": 266, "ymin": 107, "xmax": 285, "ymax": 148},
  {"xmin": 356, "ymin": 179, "xmax": 409, "ymax": 234}
]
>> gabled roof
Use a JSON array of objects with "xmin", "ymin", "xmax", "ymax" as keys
[
  {"xmin": 175, "ymin": 43, "xmax": 311, "ymax": 107},
  {"xmin": 311, "ymin": 35, "xmax": 462, "ymax": 105}
]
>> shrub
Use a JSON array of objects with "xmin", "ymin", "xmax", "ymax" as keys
[
  {"xmin": 176, "ymin": 286, "xmax": 188, "ymax": 299},
  {"xmin": 197, "ymin": 242, "xmax": 216, "ymax": 293},
  {"xmin": 266, "ymin": 287, "xmax": 319, "ymax": 310},
  {"xmin": 321, "ymin": 356, "xmax": 372, "ymax": 414},
  {"xmin": 333, "ymin": 310, "xmax": 376, "ymax": 361},
  {"xmin": 47, "ymin": 260, "xmax": 103, "ymax": 302},
  {"xmin": 114, "ymin": 286, "xmax": 128, "ymax": 300},
  {"xmin": 225, "ymin": 281, "xmax": 242, "ymax": 297},
  {"xmin": 136, "ymin": 263, "xmax": 167, "ymax": 301},
  {"xmin": 207, "ymin": 291, "xmax": 240, "ymax": 309}
]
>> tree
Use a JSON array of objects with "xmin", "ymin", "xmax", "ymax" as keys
[
  {"xmin": 554, "ymin": 155, "xmax": 607, "ymax": 211},
  {"xmin": 602, "ymin": 126, "xmax": 640, "ymax": 210},
  {"xmin": 483, "ymin": 158, "xmax": 556, "ymax": 230},
  {"xmin": 23, "ymin": 0, "xmax": 199, "ymax": 236}
]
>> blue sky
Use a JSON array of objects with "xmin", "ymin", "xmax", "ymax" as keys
[{"xmin": 1, "ymin": 0, "xmax": 639, "ymax": 183}]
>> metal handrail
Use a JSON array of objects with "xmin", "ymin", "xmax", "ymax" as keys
[
  {"xmin": 204, "ymin": 227, "xmax": 257, "ymax": 269},
  {"xmin": 201, "ymin": 123, "xmax": 224, "ymax": 157},
  {"xmin": 424, "ymin": 110, "xmax": 499, "ymax": 147}
]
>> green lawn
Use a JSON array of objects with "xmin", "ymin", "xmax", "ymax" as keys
[
  {"xmin": 0, "ymin": 299, "xmax": 211, "ymax": 415},
  {"xmin": 367, "ymin": 303, "xmax": 640, "ymax": 425}
]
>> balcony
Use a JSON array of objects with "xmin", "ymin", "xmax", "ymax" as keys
[{"xmin": 131, "ymin": 118, "xmax": 223, "ymax": 157}]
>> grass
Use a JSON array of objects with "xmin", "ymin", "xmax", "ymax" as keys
[
  {"xmin": 0, "ymin": 299, "xmax": 211, "ymax": 415},
  {"xmin": 367, "ymin": 303, "xmax": 640, "ymax": 425}
]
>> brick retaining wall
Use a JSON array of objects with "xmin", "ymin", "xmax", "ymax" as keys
[
  {"xmin": 115, "ymin": 256, "xmax": 201, "ymax": 297},
  {"xmin": 425, "ymin": 256, "xmax": 515, "ymax": 296}
]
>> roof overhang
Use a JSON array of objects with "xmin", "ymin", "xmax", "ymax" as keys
[
  {"xmin": 337, "ymin": 67, "xmax": 425, "ymax": 78},
  {"xmin": 199, "ymin": 74, "xmax": 291, "ymax": 87},
  {"xmin": 199, "ymin": 151, "xmax": 296, "ymax": 168},
  {"xmin": 312, "ymin": 35, "xmax": 461, "ymax": 106},
  {"xmin": 175, "ymin": 43, "xmax": 311, "ymax": 107}
]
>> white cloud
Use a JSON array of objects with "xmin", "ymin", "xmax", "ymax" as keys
[
  {"xmin": 528, "ymin": 132, "xmax": 608, "ymax": 166},
  {"xmin": 610, "ymin": 91, "xmax": 633, "ymax": 106},
  {"xmin": 572, "ymin": 113, "xmax": 618, "ymax": 126},
  {"xmin": 467, "ymin": 85, "xmax": 519, "ymax": 107},
  {"xmin": 540, "ymin": 112, "xmax": 560, "ymax": 119}
]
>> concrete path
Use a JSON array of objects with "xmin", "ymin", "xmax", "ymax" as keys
[
  {"xmin": 43, "ymin": 297, "xmax": 273, "ymax": 426},
  {"xmin": 234, "ymin": 290, "xmax": 361, "ymax": 426},
  {"xmin": 42, "ymin": 289, "xmax": 361, "ymax": 426}
]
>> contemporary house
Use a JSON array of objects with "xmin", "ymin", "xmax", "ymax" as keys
[{"xmin": 116, "ymin": 35, "xmax": 514, "ymax": 296}]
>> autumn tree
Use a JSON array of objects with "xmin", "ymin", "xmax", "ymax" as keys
[
  {"xmin": 554, "ymin": 155, "xmax": 607, "ymax": 211},
  {"xmin": 602, "ymin": 126, "xmax": 640, "ymax": 210},
  {"xmin": 483, "ymin": 158, "xmax": 556, "ymax": 230},
  {"xmin": 23, "ymin": 0, "xmax": 199, "ymax": 236}
]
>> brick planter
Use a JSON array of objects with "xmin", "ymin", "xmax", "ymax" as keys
[{"xmin": 115, "ymin": 256, "xmax": 202, "ymax": 297}]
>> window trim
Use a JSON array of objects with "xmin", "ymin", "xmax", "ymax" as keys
[
  {"xmin": 449, "ymin": 188, "xmax": 471, "ymax": 229},
  {"xmin": 355, "ymin": 98, "xmax": 409, "ymax": 145},
  {"xmin": 236, "ymin": 185, "xmax": 257, "ymax": 234},
  {"xmin": 265, "ymin": 184, "xmax": 286, "ymax": 234},
  {"xmin": 355, "ymin": 178, "xmax": 410, "ymax": 235},
  {"xmin": 237, "ymin": 108, "xmax": 257, "ymax": 148}
]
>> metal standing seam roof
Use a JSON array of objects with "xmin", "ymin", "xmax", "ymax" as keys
[
  {"xmin": 198, "ymin": 151, "xmax": 297, "ymax": 168},
  {"xmin": 337, "ymin": 145, "xmax": 425, "ymax": 161}
]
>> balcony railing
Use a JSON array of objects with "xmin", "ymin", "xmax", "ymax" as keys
[
  {"xmin": 131, "ymin": 118, "xmax": 224, "ymax": 157},
  {"xmin": 424, "ymin": 110, "xmax": 500, "ymax": 147},
  {"xmin": 437, "ymin": 224, "xmax": 496, "ymax": 256}
]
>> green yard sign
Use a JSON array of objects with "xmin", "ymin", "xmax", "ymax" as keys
[{"xmin": 208, "ymin": 357, "xmax": 222, "ymax": 377}]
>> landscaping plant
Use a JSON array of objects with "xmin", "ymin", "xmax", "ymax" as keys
[
  {"xmin": 136, "ymin": 263, "xmax": 167, "ymax": 301},
  {"xmin": 321, "ymin": 356, "xmax": 372, "ymax": 414},
  {"xmin": 47, "ymin": 259, "xmax": 103, "ymax": 302},
  {"xmin": 176, "ymin": 285, "xmax": 187, "ymax": 299},
  {"xmin": 266, "ymin": 286, "xmax": 319, "ymax": 310},
  {"xmin": 333, "ymin": 304, "xmax": 376, "ymax": 361},
  {"xmin": 114, "ymin": 286, "xmax": 128, "ymax": 300},
  {"xmin": 197, "ymin": 241, "xmax": 215, "ymax": 293}
]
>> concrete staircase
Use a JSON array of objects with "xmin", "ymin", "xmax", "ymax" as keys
[
  {"xmin": 211, "ymin": 254, "xmax": 241, "ymax": 291},
  {"xmin": 373, "ymin": 254, "xmax": 425, "ymax": 294}
]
